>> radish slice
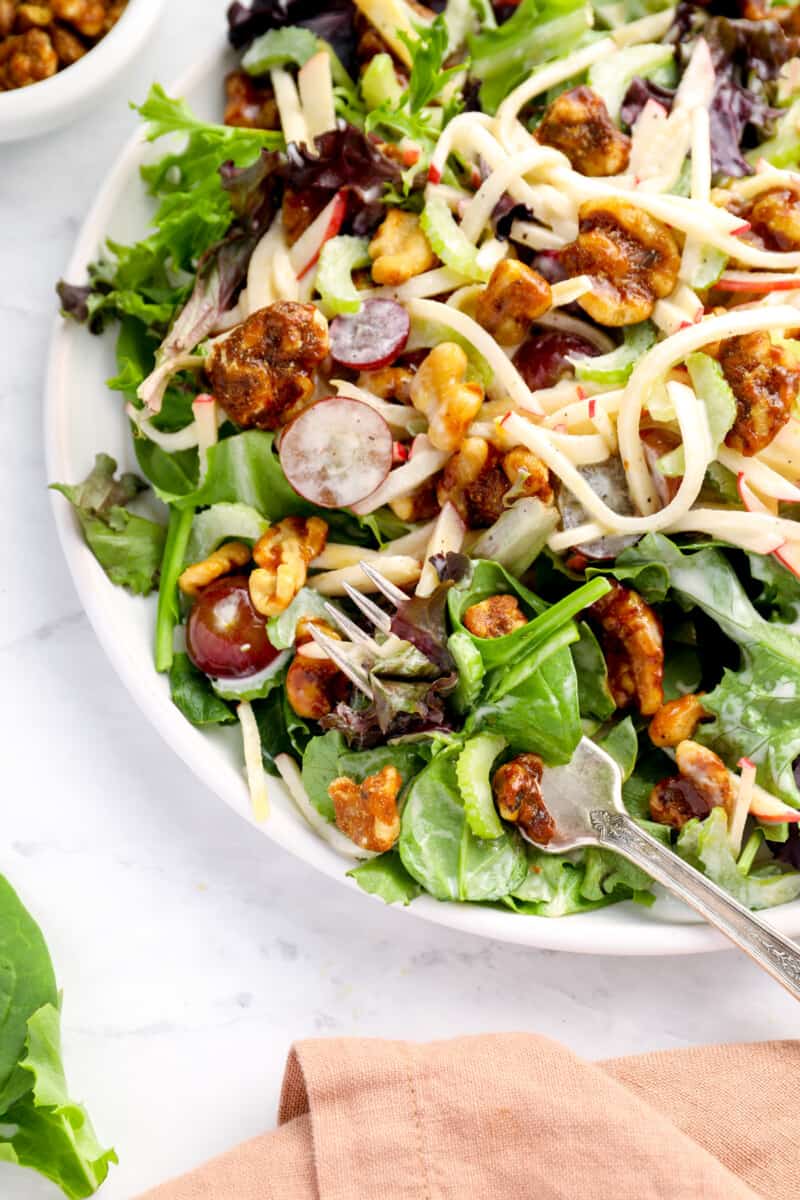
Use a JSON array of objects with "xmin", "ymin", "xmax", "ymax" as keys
[
  {"xmin": 329, "ymin": 299, "xmax": 410, "ymax": 370},
  {"xmin": 279, "ymin": 398, "xmax": 393, "ymax": 508},
  {"xmin": 289, "ymin": 191, "xmax": 348, "ymax": 279}
]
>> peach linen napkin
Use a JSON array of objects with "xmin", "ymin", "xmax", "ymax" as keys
[{"xmin": 138, "ymin": 1034, "xmax": 799, "ymax": 1199}]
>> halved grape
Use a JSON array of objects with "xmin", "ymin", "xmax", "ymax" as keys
[
  {"xmin": 280, "ymin": 397, "xmax": 393, "ymax": 508},
  {"xmin": 186, "ymin": 576, "xmax": 280, "ymax": 679},
  {"xmin": 513, "ymin": 331, "xmax": 599, "ymax": 393},
  {"xmin": 329, "ymin": 298, "xmax": 410, "ymax": 370}
]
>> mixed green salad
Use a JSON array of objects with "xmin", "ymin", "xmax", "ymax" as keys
[
  {"xmin": 55, "ymin": 0, "xmax": 800, "ymax": 918},
  {"xmin": 0, "ymin": 876, "xmax": 114, "ymax": 1196}
]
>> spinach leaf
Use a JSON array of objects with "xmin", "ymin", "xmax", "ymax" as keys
[
  {"xmin": 0, "ymin": 879, "xmax": 115, "ymax": 1196},
  {"xmin": 169, "ymin": 653, "xmax": 235, "ymax": 726},
  {"xmin": 348, "ymin": 852, "xmax": 422, "ymax": 905},
  {"xmin": 302, "ymin": 731, "xmax": 347, "ymax": 820},
  {"xmin": 51, "ymin": 455, "xmax": 166, "ymax": 597},
  {"xmin": 571, "ymin": 621, "xmax": 615, "ymax": 721},
  {"xmin": 467, "ymin": 644, "xmax": 582, "ymax": 764},
  {"xmin": 399, "ymin": 752, "xmax": 527, "ymax": 901},
  {"xmin": 254, "ymin": 690, "xmax": 310, "ymax": 775},
  {"xmin": 596, "ymin": 716, "xmax": 638, "ymax": 783}
]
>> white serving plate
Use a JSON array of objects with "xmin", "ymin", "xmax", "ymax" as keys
[{"xmin": 45, "ymin": 42, "xmax": 800, "ymax": 955}]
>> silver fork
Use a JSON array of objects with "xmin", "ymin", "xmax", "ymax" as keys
[
  {"xmin": 310, "ymin": 564, "xmax": 800, "ymax": 996},
  {"xmin": 306, "ymin": 561, "xmax": 408, "ymax": 701},
  {"xmin": 533, "ymin": 738, "xmax": 800, "ymax": 999}
]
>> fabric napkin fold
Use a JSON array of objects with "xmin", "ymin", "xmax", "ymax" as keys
[{"xmin": 138, "ymin": 1034, "xmax": 799, "ymax": 1199}]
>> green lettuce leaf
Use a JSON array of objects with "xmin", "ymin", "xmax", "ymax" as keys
[
  {"xmin": 348, "ymin": 852, "xmax": 423, "ymax": 905},
  {"xmin": 0, "ymin": 879, "xmax": 114, "ymax": 1196},
  {"xmin": 168, "ymin": 653, "xmax": 236, "ymax": 726},
  {"xmin": 468, "ymin": 0, "xmax": 593, "ymax": 112},
  {"xmin": 400, "ymin": 752, "xmax": 528, "ymax": 901},
  {"xmin": 677, "ymin": 808, "xmax": 800, "ymax": 910},
  {"xmin": 51, "ymin": 455, "xmax": 166, "ymax": 596},
  {"xmin": 612, "ymin": 535, "xmax": 800, "ymax": 805},
  {"xmin": 571, "ymin": 620, "xmax": 616, "ymax": 721},
  {"xmin": 0, "ymin": 1006, "xmax": 117, "ymax": 1198},
  {"xmin": 301, "ymin": 732, "xmax": 427, "ymax": 821},
  {"xmin": 242, "ymin": 26, "xmax": 319, "ymax": 74}
]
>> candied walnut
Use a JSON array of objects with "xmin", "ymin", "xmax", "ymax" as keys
[
  {"xmin": 369, "ymin": 209, "xmax": 437, "ymax": 286},
  {"xmin": 502, "ymin": 446, "xmax": 554, "ymax": 505},
  {"xmin": 746, "ymin": 187, "xmax": 800, "ymax": 252},
  {"xmin": 437, "ymin": 437, "xmax": 507, "ymax": 527},
  {"xmin": 590, "ymin": 581, "xmax": 664, "ymax": 716},
  {"xmin": 178, "ymin": 541, "xmax": 252, "ymax": 598},
  {"xmin": 535, "ymin": 86, "xmax": 631, "ymax": 177},
  {"xmin": 492, "ymin": 754, "xmax": 555, "ymax": 845},
  {"xmin": 357, "ymin": 365, "xmax": 416, "ymax": 404},
  {"xmin": 286, "ymin": 652, "xmax": 349, "ymax": 719},
  {"xmin": 0, "ymin": 1, "xmax": 15, "ymax": 37},
  {"xmin": 561, "ymin": 198, "xmax": 681, "ymax": 326},
  {"xmin": 718, "ymin": 332, "xmax": 799, "ymax": 456},
  {"xmin": 103, "ymin": 0, "xmax": 125, "ymax": 31},
  {"xmin": 15, "ymin": 6, "xmax": 53, "ymax": 31},
  {"xmin": 206, "ymin": 302, "xmax": 329, "ymax": 430},
  {"xmin": 475, "ymin": 260, "xmax": 552, "ymax": 346},
  {"xmin": 328, "ymin": 766, "xmax": 403, "ymax": 852},
  {"xmin": 224, "ymin": 68, "xmax": 279, "ymax": 130},
  {"xmin": 410, "ymin": 343, "xmax": 484, "ymax": 452},
  {"xmin": 649, "ymin": 775, "xmax": 710, "ymax": 830},
  {"xmin": 51, "ymin": 0, "xmax": 105, "ymax": 37},
  {"xmin": 389, "ymin": 476, "xmax": 441, "ymax": 523},
  {"xmin": 463, "ymin": 594, "xmax": 527, "ymax": 639},
  {"xmin": 676, "ymin": 740, "xmax": 735, "ymax": 819},
  {"xmin": 50, "ymin": 22, "xmax": 86, "ymax": 64},
  {"xmin": 0, "ymin": 28, "xmax": 57, "ymax": 87},
  {"xmin": 649, "ymin": 694, "xmax": 709, "ymax": 749},
  {"xmin": 248, "ymin": 516, "xmax": 328, "ymax": 617},
  {"xmin": 282, "ymin": 187, "xmax": 327, "ymax": 247},
  {"xmin": 649, "ymin": 740, "xmax": 734, "ymax": 830}
]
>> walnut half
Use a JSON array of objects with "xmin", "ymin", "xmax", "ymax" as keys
[{"xmin": 562, "ymin": 198, "xmax": 680, "ymax": 326}]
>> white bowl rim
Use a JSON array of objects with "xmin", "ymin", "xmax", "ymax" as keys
[
  {"xmin": 44, "ymin": 39, "xmax": 800, "ymax": 957},
  {"xmin": 0, "ymin": 0, "xmax": 164, "ymax": 125}
]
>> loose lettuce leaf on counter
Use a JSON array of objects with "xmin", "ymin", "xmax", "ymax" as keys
[
  {"xmin": 400, "ymin": 752, "xmax": 528, "ymax": 901},
  {"xmin": 0, "ymin": 877, "xmax": 115, "ymax": 1196},
  {"xmin": 51, "ymin": 454, "xmax": 166, "ymax": 596}
]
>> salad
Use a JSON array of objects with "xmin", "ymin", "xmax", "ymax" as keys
[{"xmin": 56, "ymin": 0, "xmax": 800, "ymax": 918}]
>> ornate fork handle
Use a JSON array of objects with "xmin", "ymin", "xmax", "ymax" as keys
[{"xmin": 591, "ymin": 810, "xmax": 800, "ymax": 1000}]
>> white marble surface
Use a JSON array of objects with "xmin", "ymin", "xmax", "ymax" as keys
[{"xmin": 1, "ymin": 3, "xmax": 799, "ymax": 1196}]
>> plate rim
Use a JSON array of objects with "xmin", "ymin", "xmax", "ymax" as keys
[{"xmin": 44, "ymin": 40, "xmax": 800, "ymax": 957}]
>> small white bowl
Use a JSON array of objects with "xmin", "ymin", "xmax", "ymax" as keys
[{"xmin": 0, "ymin": 0, "xmax": 166, "ymax": 142}]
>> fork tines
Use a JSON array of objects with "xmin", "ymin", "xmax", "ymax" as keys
[{"xmin": 307, "ymin": 624, "xmax": 374, "ymax": 699}]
